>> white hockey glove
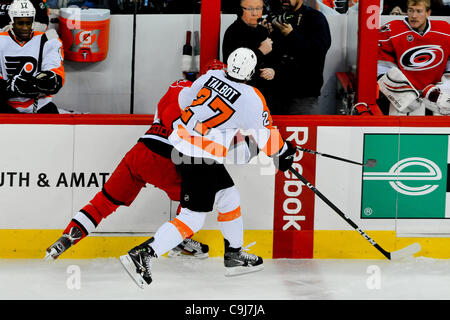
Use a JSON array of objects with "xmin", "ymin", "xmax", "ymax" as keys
[
  {"xmin": 7, "ymin": 74, "xmax": 39, "ymax": 97},
  {"xmin": 35, "ymin": 71, "xmax": 60, "ymax": 94},
  {"xmin": 437, "ymin": 74, "xmax": 450, "ymax": 92},
  {"xmin": 422, "ymin": 84, "xmax": 450, "ymax": 115},
  {"xmin": 378, "ymin": 66, "xmax": 420, "ymax": 113}
]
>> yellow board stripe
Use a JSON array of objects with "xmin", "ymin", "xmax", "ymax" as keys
[
  {"xmin": 0, "ymin": 230, "xmax": 273, "ymax": 259},
  {"xmin": 313, "ymin": 230, "xmax": 447, "ymax": 259},
  {"xmin": 0, "ymin": 229, "xmax": 449, "ymax": 259}
]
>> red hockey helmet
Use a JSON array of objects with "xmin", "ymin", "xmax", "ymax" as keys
[{"xmin": 205, "ymin": 59, "xmax": 227, "ymax": 72}]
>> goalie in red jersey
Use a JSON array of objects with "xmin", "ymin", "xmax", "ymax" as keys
[
  {"xmin": 377, "ymin": 0, "xmax": 449, "ymax": 116},
  {"xmin": 44, "ymin": 59, "xmax": 254, "ymax": 261}
]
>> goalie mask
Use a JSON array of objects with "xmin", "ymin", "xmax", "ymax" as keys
[{"xmin": 226, "ymin": 48, "xmax": 257, "ymax": 81}]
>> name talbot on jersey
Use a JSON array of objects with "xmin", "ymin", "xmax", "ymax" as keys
[
  {"xmin": 0, "ymin": 171, "xmax": 110, "ymax": 188},
  {"xmin": 205, "ymin": 76, "xmax": 241, "ymax": 103}
]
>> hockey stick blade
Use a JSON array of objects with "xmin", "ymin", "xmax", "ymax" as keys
[{"xmin": 389, "ymin": 243, "xmax": 421, "ymax": 260}]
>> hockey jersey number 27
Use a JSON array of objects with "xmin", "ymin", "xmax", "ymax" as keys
[{"xmin": 169, "ymin": 69, "xmax": 285, "ymax": 162}]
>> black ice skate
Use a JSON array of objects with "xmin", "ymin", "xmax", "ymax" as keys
[
  {"xmin": 44, "ymin": 226, "xmax": 83, "ymax": 260},
  {"xmin": 224, "ymin": 240, "xmax": 263, "ymax": 276},
  {"xmin": 119, "ymin": 238, "xmax": 156, "ymax": 289},
  {"xmin": 168, "ymin": 238, "xmax": 209, "ymax": 259}
]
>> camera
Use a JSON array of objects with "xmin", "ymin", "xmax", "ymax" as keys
[{"xmin": 265, "ymin": 11, "xmax": 295, "ymax": 25}]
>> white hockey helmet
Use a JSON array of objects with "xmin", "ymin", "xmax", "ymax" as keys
[
  {"xmin": 226, "ymin": 47, "xmax": 257, "ymax": 81},
  {"xmin": 8, "ymin": 0, "xmax": 36, "ymax": 22}
]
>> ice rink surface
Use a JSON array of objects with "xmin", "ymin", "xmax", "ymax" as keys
[{"xmin": 1, "ymin": 256, "xmax": 450, "ymax": 301}]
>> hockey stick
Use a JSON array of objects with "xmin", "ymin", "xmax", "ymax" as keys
[
  {"xmin": 296, "ymin": 147, "xmax": 377, "ymax": 168},
  {"xmin": 288, "ymin": 167, "xmax": 421, "ymax": 260}
]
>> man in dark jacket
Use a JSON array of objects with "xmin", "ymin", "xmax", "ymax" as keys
[
  {"xmin": 222, "ymin": 0, "xmax": 277, "ymax": 106},
  {"xmin": 266, "ymin": 0, "xmax": 331, "ymax": 114}
]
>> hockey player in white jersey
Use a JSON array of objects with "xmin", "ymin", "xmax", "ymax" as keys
[
  {"xmin": 0, "ymin": 0, "xmax": 64, "ymax": 114},
  {"xmin": 119, "ymin": 47, "xmax": 296, "ymax": 288}
]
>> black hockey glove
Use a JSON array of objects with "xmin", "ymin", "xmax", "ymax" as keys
[
  {"xmin": 274, "ymin": 140, "xmax": 296, "ymax": 172},
  {"xmin": 35, "ymin": 71, "xmax": 62, "ymax": 95},
  {"xmin": 7, "ymin": 74, "xmax": 39, "ymax": 97}
]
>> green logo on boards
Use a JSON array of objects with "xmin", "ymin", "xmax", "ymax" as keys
[{"xmin": 361, "ymin": 134, "xmax": 448, "ymax": 219}]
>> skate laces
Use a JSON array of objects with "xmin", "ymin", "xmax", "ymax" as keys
[
  {"xmin": 184, "ymin": 238, "xmax": 202, "ymax": 249},
  {"xmin": 143, "ymin": 251, "xmax": 152, "ymax": 272},
  {"xmin": 239, "ymin": 242, "xmax": 258, "ymax": 261},
  {"xmin": 66, "ymin": 227, "xmax": 83, "ymax": 243}
]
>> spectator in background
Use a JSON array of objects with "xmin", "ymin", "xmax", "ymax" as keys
[
  {"xmin": 0, "ymin": 0, "xmax": 64, "ymax": 114},
  {"xmin": 0, "ymin": 0, "xmax": 48, "ymax": 30},
  {"xmin": 263, "ymin": 0, "xmax": 331, "ymax": 114},
  {"xmin": 377, "ymin": 0, "xmax": 449, "ymax": 115},
  {"xmin": 222, "ymin": 0, "xmax": 277, "ymax": 108}
]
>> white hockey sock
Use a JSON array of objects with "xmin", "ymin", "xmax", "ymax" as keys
[
  {"xmin": 150, "ymin": 208, "xmax": 207, "ymax": 257},
  {"xmin": 150, "ymin": 222, "xmax": 184, "ymax": 257},
  {"xmin": 218, "ymin": 216, "xmax": 243, "ymax": 249}
]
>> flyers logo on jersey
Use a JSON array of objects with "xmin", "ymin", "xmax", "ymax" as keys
[
  {"xmin": 5, "ymin": 56, "xmax": 37, "ymax": 78},
  {"xmin": 400, "ymin": 45, "xmax": 444, "ymax": 71}
]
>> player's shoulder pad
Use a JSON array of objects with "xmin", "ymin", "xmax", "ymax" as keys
[{"xmin": 44, "ymin": 29, "xmax": 59, "ymax": 40}]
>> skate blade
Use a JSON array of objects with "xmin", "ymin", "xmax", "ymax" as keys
[
  {"xmin": 168, "ymin": 250, "xmax": 209, "ymax": 259},
  {"xmin": 44, "ymin": 248, "xmax": 57, "ymax": 261},
  {"xmin": 224, "ymin": 264, "xmax": 264, "ymax": 277},
  {"xmin": 119, "ymin": 254, "xmax": 147, "ymax": 289}
]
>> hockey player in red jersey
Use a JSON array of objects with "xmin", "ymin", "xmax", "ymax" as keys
[
  {"xmin": 377, "ymin": 0, "xmax": 449, "ymax": 115},
  {"xmin": 44, "ymin": 59, "xmax": 253, "ymax": 261},
  {"xmin": 119, "ymin": 48, "xmax": 296, "ymax": 288},
  {"xmin": 0, "ymin": 0, "xmax": 64, "ymax": 114}
]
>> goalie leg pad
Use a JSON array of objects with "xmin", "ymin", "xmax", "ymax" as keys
[{"xmin": 378, "ymin": 66, "xmax": 420, "ymax": 113}]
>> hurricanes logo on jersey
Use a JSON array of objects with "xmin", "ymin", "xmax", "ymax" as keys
[
  {"xmin": 4, "ymin": 56, "xmax": 37, "ymax": 78},
  {"xmin": 400, "ymin": 45, "xmax": 444, "ymax": 71}
]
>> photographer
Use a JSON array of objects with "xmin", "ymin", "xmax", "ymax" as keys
[
  {"xmin": 265, "ymin": 0, "xmax": 331, "ymax": 115},
  {"xmin": 222, "ymin": 0, "xmax": 277, "ymax": 105}
]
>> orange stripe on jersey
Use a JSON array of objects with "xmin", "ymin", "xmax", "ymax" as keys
[
  {"xmin": 261, "ymin": 129, "xmax": 284, "ymax": 157},
  {"xmin": 217, "ymin": 206, "xmax": 241, "ymax": 222},
  {"xmin": 177, "ymin": 125, "xmax": 227, "ymax": 157},
  {"xmin": 252, "ymin": 88, "xmax": 285, "ymax": 156},
  {"xmin": 170, "ymin": 218, "xmax": 194, "ymax": 239},
  {"xmin": 52, "ymin": 38, "xmax": 65, "ymax": 85}
]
